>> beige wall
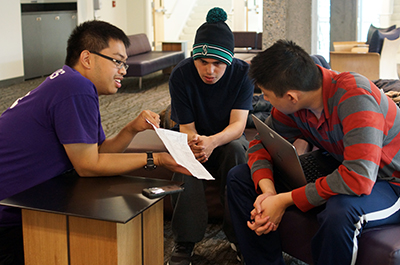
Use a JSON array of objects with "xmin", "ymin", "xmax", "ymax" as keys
[{"xmin": 0, "ymin": 2, "xmax": 24, "ymax": 83}]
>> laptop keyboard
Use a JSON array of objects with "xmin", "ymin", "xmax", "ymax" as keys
[{"xmin": 299, "ymin": 154, "xmax": 324, "ymax": 183}]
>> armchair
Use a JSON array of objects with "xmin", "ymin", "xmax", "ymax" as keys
[
  {"xmin": 333, "ymin": 41, "xmax": 368, "ymax": 52},
  {"xmin": 330, "ymin": 51, "xmax": 380, "ymax": 80},
  {"xmin": 333, "ymin": 24, "xmax": 396, "ymax": 52},
  {"xmin": 332, "ymin": 24, "xmax": 396, "ymax": 52},
  {"xmin": 366, "ymin": 24, "xmax": 397, "ymax": 44},
  {"xmin": 330, "ymin": 28, "xmax": 400, "ymax": 80}
]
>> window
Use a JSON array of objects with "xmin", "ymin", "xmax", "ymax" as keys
[
  {"xmin": 316, "ymin": 0, "xmax": 330, "ymax": 62},
  {"xmin": 358, "ymin": 0, "xmax": 381, "ymax": 42}
]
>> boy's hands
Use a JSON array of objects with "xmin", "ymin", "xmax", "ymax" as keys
[
  {"xmin": 188, "ymin": 134, "xmax": 216, "ymax": 163},
  {"xmin": 247, "ymin": 192, "xmax": 294, "ymax": 235}
]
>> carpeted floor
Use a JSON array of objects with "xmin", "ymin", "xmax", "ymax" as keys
[{"xmin": 1, "ymin": 71, "xmax": 307, "ymax": 265}]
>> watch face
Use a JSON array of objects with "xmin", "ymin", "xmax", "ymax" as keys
[{"xmin": 144, "ymin": 164, "xmax": 157, "ymax": 170}]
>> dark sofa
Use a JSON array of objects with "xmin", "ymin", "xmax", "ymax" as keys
[
  {"xmin": 233, "ymin": 31, "xmax": 262, "ymax": 53},
  {"xmin": 233, "ymin": 31, "xmax": 263, "ymax": 63},
  {"xmin": 125, "ymin": 34, "xmax": 185, "ymax": 89}
]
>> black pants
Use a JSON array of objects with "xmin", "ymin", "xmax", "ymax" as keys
[
  {"xmin": 171, "ymin": 135, "xmax": 248, "ymax": 243},
  {"xmin": 0, "ymin": 226, "xmax": 24, "ymax": 265}
]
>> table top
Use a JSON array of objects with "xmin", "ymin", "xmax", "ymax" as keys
[{"xmin": 0, "ymin": 174, "xmax": 182, "ymax": 223}]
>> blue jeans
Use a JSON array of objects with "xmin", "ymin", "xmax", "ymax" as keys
[{"xmin": 227, "ymin": 163, "xmax": 400, "ymax": 265}]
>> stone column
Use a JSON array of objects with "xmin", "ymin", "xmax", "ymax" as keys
[
  {"xmin": 262, "ymin": 0, "xmax": 312, "ymax": 53},
  {"xmin": 262, "ymin": 0, "xmax": 287, "ymax": 49},
  {"xmin": 286, "ymin": 0, "xmax": 312, "ymax": 53},
  {"xmin": 330, "ymin": 0, "xmax": 358, "ymax": 50}
]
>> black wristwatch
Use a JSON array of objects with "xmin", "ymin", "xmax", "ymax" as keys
[{"xmin": 144, "ymin": 151, "xmax": 157, "ymax": 171}]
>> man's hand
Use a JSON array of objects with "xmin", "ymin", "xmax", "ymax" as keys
[
  {"xmin": 126, "ymin": 110, "xmax": 160, "ymax": 134},
  {"xmin": 247, "ymin": 192, "xmax": 294, "ymax": 235},
  {"xmin": 153, "ymin": 152, "xmax": 191, "ymax": 175}
]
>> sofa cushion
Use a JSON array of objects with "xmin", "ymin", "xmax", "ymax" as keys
[
  {"xmin": 279, "ymin": 205, "xmax": 400, "ymax": 265},
  {"xmin": 256, "ymin": 32, "xmax": 262, "ymax": 50},
  {"xmin": 233, "ymin": 31, "xmax": 258, "ymax": 49},
  {"xmin": 366, "ymin": 24, "xmax": 396, "ymax": 44},
  {"xmin": 125, "ymin": 51, "xmax": 184, "ymax": 77},
  {"xmin": 126, "ymin": 33, "xmax": 152, "ymax": 56},
  {"xmin": 279, "ymin": 206, "xmax": 321, "ymax": 264},
  {"xmin": 368, "ymin": 28, "xmax": 400, "ymax": 54},
  {"xmin": 247, "ymin": 32, "xmax": 263, "ymax": 53}
]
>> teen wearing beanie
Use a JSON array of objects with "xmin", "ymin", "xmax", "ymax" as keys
[{"xmin": 167, "ymin": 7, "xmax": 254, "ymax": 265}]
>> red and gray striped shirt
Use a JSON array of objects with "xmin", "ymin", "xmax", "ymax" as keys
[{"xmin": 248, "ymin": 65, "xmax": 400, "ymax": 212}]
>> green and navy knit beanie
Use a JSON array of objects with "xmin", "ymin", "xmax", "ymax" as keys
[{"xmin": 192, "ymin": 7, "xmax": 234, "ymax": 65}]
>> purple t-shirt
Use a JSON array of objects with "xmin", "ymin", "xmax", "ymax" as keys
[{"xmin": 0, "ymin": 66, "xmax": 106, "ymax": 226}]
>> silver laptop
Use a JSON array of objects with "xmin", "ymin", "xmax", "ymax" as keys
[{"xmin": 251, "ymin": 114, "xmax": 341, "ymax": 190}]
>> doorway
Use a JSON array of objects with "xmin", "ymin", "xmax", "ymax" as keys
[
  {"xmin": 246, "ymin": 0, "xmax": 263, "ymax": 32},
  {"xmin": 152, "ymin": 0, "xmax": 165, "ymax": 50}
]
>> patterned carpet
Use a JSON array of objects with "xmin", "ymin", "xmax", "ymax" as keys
[{"xmin": 1, "ymin": 71, "xmax": 307, "ymax": 265}]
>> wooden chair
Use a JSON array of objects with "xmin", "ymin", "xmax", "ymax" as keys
[
  {"xmin": 330, "ymin": 37, "xmax": 400, "ymax": 80},
  {"xmin": 379, "ymin": 37, "xmax": 400, "ymax": 79},
  {"xmin": 333, "ymin": 41, "xmax": 368, "ymax": 52}
]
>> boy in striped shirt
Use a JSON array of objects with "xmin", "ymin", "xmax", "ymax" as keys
[{"xmin": 227, "ymin": 39, "xmax": 400, "ymax": 265}]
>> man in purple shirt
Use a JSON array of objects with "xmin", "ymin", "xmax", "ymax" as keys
[{"xmin": 0, "ymin": 20, "xmax": 189, "ymax": 265}]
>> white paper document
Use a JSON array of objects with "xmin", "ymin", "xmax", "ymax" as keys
[{"xmin": 146, "ymin": 121, "xmax": 214, "ymax": 180}]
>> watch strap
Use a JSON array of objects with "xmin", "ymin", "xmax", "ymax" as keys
[{"xmin": 144, "ymin": 151, "xmax": 157, "ymax": 170}]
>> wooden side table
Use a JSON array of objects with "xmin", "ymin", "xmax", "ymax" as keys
[
  {"xmin": 21, "ymin": 201, "xmax": 163, "ymax": 265},
  {"xmin": 0, "ymin": 174, "xmax": 183, "ymax": 265},
  {"xmin": 162, "ymin": 40, "xmax": 189, "ymax": 57},
  {"xmin": 162, "ymin": 40, "xmax": 188, "ymax": 74}
]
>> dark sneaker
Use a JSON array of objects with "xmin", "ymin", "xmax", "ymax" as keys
[
  {"xmin": 168, "ymin": 242, "xmax": 195, "ymax": 265},
  {"xmin": 231, "ymin": 243, "xmax": 245, "ymax": 264}
]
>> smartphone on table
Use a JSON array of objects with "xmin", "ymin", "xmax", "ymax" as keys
[{"xmin": 142, "ymin": 184, "xmax": 184, "ymax": 199}]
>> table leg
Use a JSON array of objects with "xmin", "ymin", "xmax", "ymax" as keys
[{"xmin": 143, "ymin": 200, "xmax": 164, "ymax": 264}]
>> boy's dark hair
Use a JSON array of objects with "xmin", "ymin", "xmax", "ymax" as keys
[
  {"xmin": 65, "ymin": 20, "xmax": 130, "ymax": 67},
  {"xmin": 249, "ymin": 39, "xmax": 322, "ymax": 97}
]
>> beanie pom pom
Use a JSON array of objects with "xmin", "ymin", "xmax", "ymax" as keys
[{"xmin": 206, "ymin": 7, "xmax": 227, "ymax": 23}]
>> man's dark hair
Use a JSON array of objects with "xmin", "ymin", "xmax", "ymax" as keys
[
  {"xmin": 249, "ymin": 39, "xmax": 322, "ymax": 97},
  {"xmin": 65, "ymin": 20, "xmax": 130, "ymax": 67}
]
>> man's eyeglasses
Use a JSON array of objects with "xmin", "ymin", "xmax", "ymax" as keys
[{"xmin": 90, "ymin": 51, "xmax": 129, "ymax": 71}]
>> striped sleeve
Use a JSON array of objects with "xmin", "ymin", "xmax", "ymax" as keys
[
  {"xmin": 247, "ymin": 110, "xmax": 302, "ymax": 192},
  {"xmin": 247, "ymin": 134, "xmax": 274, "ymax": 192}
]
